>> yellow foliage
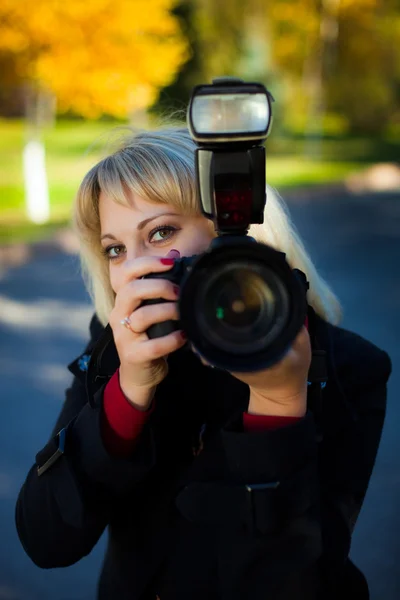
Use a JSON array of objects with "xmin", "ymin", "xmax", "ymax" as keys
[{"xmin": 0, "ymin": 0, "xmax": 188, "ymax": 118}]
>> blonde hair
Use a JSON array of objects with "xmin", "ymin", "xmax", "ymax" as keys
[{"xmin": 73, "ymin": 126, "xmax": 342, "ymax": 327}]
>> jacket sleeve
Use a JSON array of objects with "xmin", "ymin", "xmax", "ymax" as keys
[
  {"xmin": 175, "ymin": 350, "xmax": 392, "ymax": 600},
  {"xmin": 15, "ymin": 313, "xmax": 157, "ymax": 569},
  {"xmin": 317, "ymin": 362, "xmax": 391, "ymax": 595}
]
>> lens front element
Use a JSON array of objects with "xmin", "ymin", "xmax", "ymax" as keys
[
  {"xmin": 214, "ymin": 269, "xmax": 274, "ymax": 328},
  {"xmin": 197, "ymin": 262, "xmax": 290, "ymax": 356}
]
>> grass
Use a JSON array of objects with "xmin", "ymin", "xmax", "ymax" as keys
[
  {"xmin": 266, "ymin": 157, "xmax": 362, "ymax": 187},
  {"xmin": 0, "ymin": 218, "xmax": 71, "ymax": 245},
  {"xmin": 0, "ymin": 119, "xmax": 122, "ymax": 243},
  {"xmin": 1, "ymin": 117, "xmax": 399, "ymax": 245}
]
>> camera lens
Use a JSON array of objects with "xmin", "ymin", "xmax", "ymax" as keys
[
  {"xmin": 178, "ymin": 239, "xmax": 307, "ymax": 372},
  {"xmin": 196, "ymin": 261, "xmax": 290, "ymax": 355},
  {"xmin": 210, "ymin": 269, "xmax": 272, "ymax": 328}
]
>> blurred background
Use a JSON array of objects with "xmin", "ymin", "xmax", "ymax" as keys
[{"xmin": 0, "ymin": 0, "xmax": 399, "ymax": 598}]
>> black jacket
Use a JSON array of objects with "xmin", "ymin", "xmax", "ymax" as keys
[{"xmin": 16, "ymin": 310, "xmax": 392, "ymax": 600}]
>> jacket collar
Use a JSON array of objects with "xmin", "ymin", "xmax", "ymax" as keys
[{"xmin": 85, "ymin": 324, "xmax": 118, "ymax": 406}]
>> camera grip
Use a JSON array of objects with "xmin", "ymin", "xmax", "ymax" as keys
[{"xmin": 141, "ymin": 297, "xmax": 181, "ymax": 340}]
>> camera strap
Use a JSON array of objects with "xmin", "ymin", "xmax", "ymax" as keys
[
  {"xmin": 306, "ymin": 304, "xmax": 327, "ymax": 443},
  {"xmin": 292, "ymin": 269, "xmax": 326, "ymax": 442}
]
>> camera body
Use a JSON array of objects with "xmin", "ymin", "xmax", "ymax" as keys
[{"xmin": 142, "ymin": 77, "xmax": 309, "ymax": 373}]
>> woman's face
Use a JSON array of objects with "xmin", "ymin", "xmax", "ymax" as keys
[{"xmin": 99, "ymin": 190, "xmax": 215, "ymax": 294}]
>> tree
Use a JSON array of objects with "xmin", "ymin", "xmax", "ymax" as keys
[
  {"xmin": 0, "ymin": 0, "xmax": 188, "ymax": 119},
  {"xmin": 0, "ymin": 0, "xmax": 188, "ymax": 222},
  {"xmin": 153, "ymin": 0, "xmax": 278, "ymax": 121},
  {"xmin": 164, "ymin": 0, "xmax": 400, "ymax": 137},
  {"xmin": 259, "ymin": 0, "xmax": 400, "ymax": 135}
]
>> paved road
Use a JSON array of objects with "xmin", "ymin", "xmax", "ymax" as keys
[{"xmin": 0, "ymin": 189, "xmax": 399, "ymax": 600}]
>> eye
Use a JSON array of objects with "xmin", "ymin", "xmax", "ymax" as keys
[
  {"xmin": 148, "ymin": 225, "xmax": 179, "ymax": 244},
  {"xmin": 102, "ymin": 245, "xmax": 125, "ymax": 260}
]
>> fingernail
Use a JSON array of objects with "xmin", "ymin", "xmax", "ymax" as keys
[
  {"xmin": 173, "ymin": 285, "xmax": 180, "ymax": 296},
  {"xmin": 180, "ymin": 331, "xmax": 187, "ymax": 340},
  {"xmin": 167, "ymin": 249, "xmax": 180, "ymax": 259},
  {"xmin": 160, "ymin": 258, "xmax": 175, "ymax": 265}
]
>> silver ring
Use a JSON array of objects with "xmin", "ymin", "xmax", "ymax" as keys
[{"xmin": 120, "ymin": 316, "xmax": 132, "ymax": 331}]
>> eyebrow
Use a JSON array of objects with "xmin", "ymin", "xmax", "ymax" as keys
[{"xmin": 100, "ymin": 212, "xmax": 180, "ymax": 242}]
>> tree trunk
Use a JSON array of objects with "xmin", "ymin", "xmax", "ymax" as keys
[
  {"xmin": 303, "ymin": 0, "xmax": 340, "ymax": 158},
  {"xmin": 22, "ymin": 86, "xmax": 55, "ymax": 224}
]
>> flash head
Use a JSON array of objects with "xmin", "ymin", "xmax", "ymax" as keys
[{"xmin": 188, "ymin": 77, "xmax": 274, "ymax": 144}]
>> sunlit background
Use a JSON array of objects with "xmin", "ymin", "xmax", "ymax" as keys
[
  {"xmin": 1, "ymin": 0, "xmax": 399, "ymax": 241},
  {"xmin": 0, "ymin": 1, "xmax": 399, "ymax": 599}
]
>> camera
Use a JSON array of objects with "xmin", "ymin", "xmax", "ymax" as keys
[{"xmin": 142, "ymin": 77, "xmax": 308, "ymax": 373}]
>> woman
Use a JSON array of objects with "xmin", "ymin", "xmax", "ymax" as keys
[{"xmin": 16, "ymin": 127, "xmax": 391, "ymax": 600}]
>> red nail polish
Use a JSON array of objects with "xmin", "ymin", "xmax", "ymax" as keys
[
  {"xmin": 160, "ymin": 258, "xmax": 175, "ymax": 265},
  {"xmin": 180, "ymin": 331, "xmax": 187, "ymax": 340},
  {"xmin": 173, "ymin": 285, "xmax": 180, "ymax": 296}
]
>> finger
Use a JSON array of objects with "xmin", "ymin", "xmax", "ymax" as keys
[
  {"xmin": 165, "ymin": 249, "xmax": 181, "ymax": 259},
  {"xmin": 127, "ymin": 330, "xmax": 187, "ymax": 362},
  {"xmin": 128, "ymin": 301, "xmax": 179, "ymax": 334},
  {"xmin": 292, "ymin": 325, "xmax": 311, "ymax": 353},
  {"xmin": 119, "ymin": 255, "xmax": 177, "ymax": 286},
  {"xmin": 114, "ymin": 278, "xmax": 179, "ymax": 317}
]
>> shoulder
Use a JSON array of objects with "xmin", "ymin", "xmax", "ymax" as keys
[{"xmin": 320, "ymin": 318, "xmax": 392, "ymax": 389}]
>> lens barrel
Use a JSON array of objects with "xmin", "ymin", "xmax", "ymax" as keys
[{"xmin": 178, "ymin": 238, "xmax": 307, "ymax": 372}]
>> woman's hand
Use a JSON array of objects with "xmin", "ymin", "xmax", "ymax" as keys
[
  {"xmin": 109, "ymin": 252, "xmax": 186, "ymax": 409},
  {"xmin": 230, "ymin": 326, "xmax": 312, "ymax": 417}
]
